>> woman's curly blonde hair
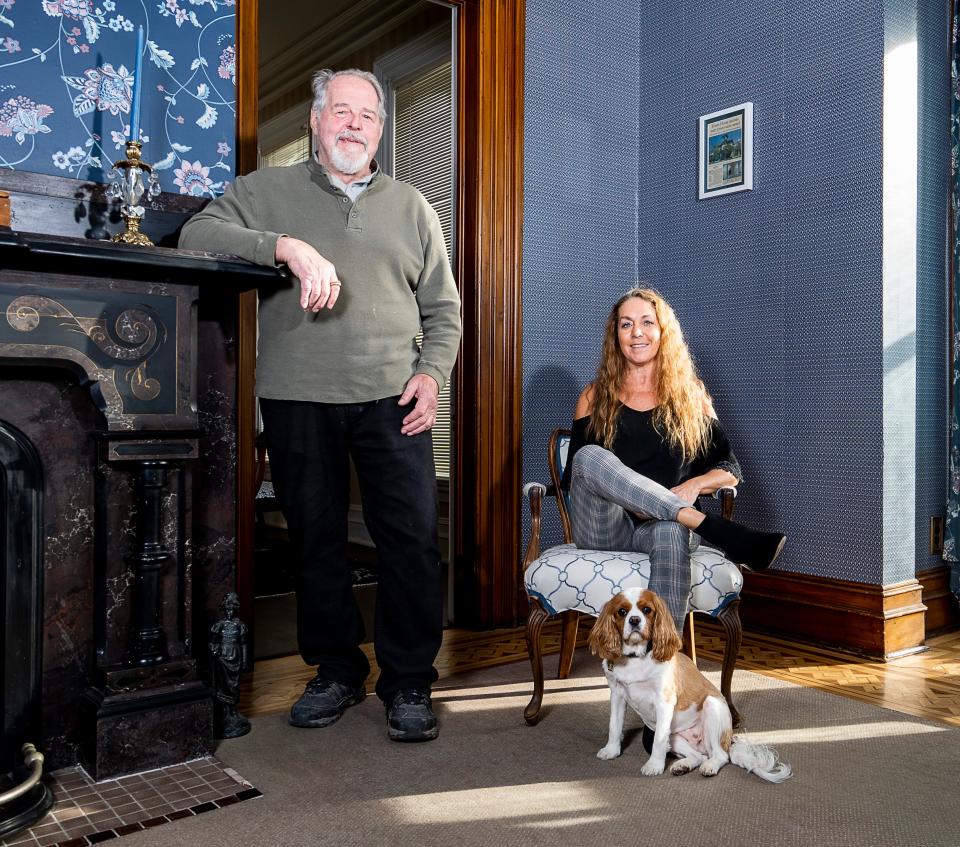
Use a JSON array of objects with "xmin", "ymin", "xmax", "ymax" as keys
[{"xmin": 586, "ymin": 287, "xmax": 713, "ymax": 462}]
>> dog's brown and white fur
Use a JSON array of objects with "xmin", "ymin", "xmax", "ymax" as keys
[{"xmin": 588, "ymin": 587, "xmax": 792, "ymax": 782}]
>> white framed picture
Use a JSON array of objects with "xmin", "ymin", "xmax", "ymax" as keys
[{"xmin": 698, "ymin": 102, "xmax": 753, "ymax": 199}]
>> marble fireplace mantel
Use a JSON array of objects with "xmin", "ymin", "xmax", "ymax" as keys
[{"xmin": 0, "ymin": 230, "xmax": 280, "ymax": 779}]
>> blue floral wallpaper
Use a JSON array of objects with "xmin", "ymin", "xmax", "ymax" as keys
[{"xmin": 0, "ymin": 0, "xmax": 235, "ymax": 196}]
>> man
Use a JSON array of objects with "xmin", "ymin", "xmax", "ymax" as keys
[{"xmin": 180, "ymin": 68, "xmax": 461, "ymax": 742}]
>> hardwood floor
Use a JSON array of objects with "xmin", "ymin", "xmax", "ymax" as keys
[
  {"xmin": 241, "ymin": 617, "xmax": 960, "ymax": 728},
  {"xmin": 694, "ymin": 621, "xmax": 960, "ymax": 727}
]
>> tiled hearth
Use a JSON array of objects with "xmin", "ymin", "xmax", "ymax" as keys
[{"xmin": 1, "ymin": 758, "xmax": 260, "ymax": 847}]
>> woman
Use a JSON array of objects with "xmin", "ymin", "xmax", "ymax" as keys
[{"xmin": 562, "ymin": 287, "xmax": 786, "ymax": 630}]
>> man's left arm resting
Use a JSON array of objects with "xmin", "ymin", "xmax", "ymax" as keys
[{"xmin": 178, "ymin": 175, "xmax": 284, "ymax": 267}]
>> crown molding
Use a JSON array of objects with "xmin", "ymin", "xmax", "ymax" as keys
[
  {"xmin": 373, "ymin": 23, "xmax": 451, "ymax": 85},
  {"xmin": 259, "ymin": 0, "xmax": 419, "ymax": 113}
]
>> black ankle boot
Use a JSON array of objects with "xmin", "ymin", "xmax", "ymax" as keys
[{"xmin": 696, "ymin": 514, "xmax": 786, "ymax": 570}]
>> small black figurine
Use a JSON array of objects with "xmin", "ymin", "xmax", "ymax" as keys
[{"xmin": 209, "ymin": 592, "xmax": 251, "ymax": 738}]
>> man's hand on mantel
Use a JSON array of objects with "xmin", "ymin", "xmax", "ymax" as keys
[{"xmin": 276, "ymin": 235, "xmax": 341, "ymax": 312}]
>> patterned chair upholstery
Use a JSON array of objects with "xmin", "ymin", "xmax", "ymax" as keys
[{"xmin": 521, "ymin": 428, "xmax": 745, "ymax": 726}]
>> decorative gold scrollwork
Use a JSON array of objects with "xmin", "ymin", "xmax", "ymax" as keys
[
  {"xmin": 7, "ymin": 296, "xmax": 53, "ymax": 332},
  {"xmin": 127, "ymin": 361, "xmax": 161, "ymax": 401},
  {"xmin": 5, "ymin": 296, "xmax": 162, "ymax": 362},
  {"xmin": 6, "ymin": 295, "xmax": 166, "ymax": 407},
  {"xmin": 84, "ymin": 308, "xmax": 160, "ymax": 361}
]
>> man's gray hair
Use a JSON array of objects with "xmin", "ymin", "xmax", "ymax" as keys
[{"xmin": 311, "ymin": 69, "xmax": 387, "ymax": 122}]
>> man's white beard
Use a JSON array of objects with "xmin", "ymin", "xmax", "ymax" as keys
[{"xmin": 329, "ymin": 135, "xmax": 369, "ymax": 175}]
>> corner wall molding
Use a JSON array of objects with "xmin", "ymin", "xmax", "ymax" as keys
[
  {"xmin": 739, "ymin": 569, "xmax": 927, "ymax": 659},
  {"xmin": 916, "ymin": 565, "xmax": 960, "ymax": 634},
  {"xmin": 259, "ymin": 0, "xmax": 419, "ymax": 115}
]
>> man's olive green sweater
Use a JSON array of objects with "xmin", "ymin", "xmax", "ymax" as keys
[{"xmin": 179, "ymin": 160, "xmax": 461, "ymax": 403}]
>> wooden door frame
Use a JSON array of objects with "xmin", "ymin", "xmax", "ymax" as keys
[
  {"xmin": 234, "ymin": 0, "xmax": 524, "ymax": 630},
  {"xmin": 234, "ymin": 0, "xmax": 259, "ymax": 634}
]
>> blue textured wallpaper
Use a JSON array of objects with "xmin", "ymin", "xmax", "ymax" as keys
[
  {"xmin": 0, "ymin": 0, "xmax": 235, "ymax": 195},
  {"xmin": 636, "ymin": 0, "xmax": 886, "ymax": 584},
  {"xmin": 523, "ymin": 0, "xmax": 947, "ymax": 585},
  {"xmin": 522, "ymin": 0, "xmax": 640, "ymax": 547},
  {"xmin": 916, "ymin": 0, "xmax": 950, "ymax": 573}
]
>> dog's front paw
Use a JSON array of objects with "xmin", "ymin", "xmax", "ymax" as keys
[
  {"xmin": 596, "ymin": 744, "xmax": 621, "ymax": 760},
  {"xmin": 670, "ymin": 761, "xmax": 693, "ymax": 776},
  {"xmin": 640, "ymin": 758, "xmax": 665, "ymax": 776},
  {"xmin": 699, "ymin": 762, "xmax": 719, "ymax": 777}
]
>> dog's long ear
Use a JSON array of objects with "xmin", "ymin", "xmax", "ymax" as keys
[
  {"xmin": 588, "ymin": 599, "xmax": 623, "ymax": 662},
  {"xmin": 648, "ymin": 592, "xmax": 682, "ymax": 662}
]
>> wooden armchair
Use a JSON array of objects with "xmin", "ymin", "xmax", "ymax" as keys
[{"xmin": 521, "ymin": 428, "xmax": 745, "ymax": 726}]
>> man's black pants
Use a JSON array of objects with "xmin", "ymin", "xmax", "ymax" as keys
[{"xmin": 259, "ymin": 396, "xmax": 442, "ymax": 701}]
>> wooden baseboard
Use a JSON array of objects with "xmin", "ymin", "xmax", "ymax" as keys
[
  {"xmin": 739, "ymin": 569, "xmax": 927, "ymax": 659},
  {"xmin": 917, "ymin": 565, "xmax": 960, "ymax": 635}
]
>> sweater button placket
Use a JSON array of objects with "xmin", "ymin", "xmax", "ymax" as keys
[{"xmin": 347, "ymin": 203, "xmax": 361, "ymax": 231}]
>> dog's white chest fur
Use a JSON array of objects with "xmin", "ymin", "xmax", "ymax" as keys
[
  {"xmin": 604, "ymin": 655, "xmax": 661, "ymax": 724},
  {"xmin": 603, "ymin": 654, "xmax": 700, "ymax": 733}
]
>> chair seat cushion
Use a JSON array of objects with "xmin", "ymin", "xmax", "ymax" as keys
[{"xmin": 524, "ymin": 543, "xmax": 742, "ymax": 618}]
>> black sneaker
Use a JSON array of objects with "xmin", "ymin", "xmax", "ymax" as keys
[
  {"xmin": 385, "ymin": 689, "xmax": 438, "ymax": 742},
  {"xmin": 289, "ymin": 678, "xmax": 365, "ymax": 728}
]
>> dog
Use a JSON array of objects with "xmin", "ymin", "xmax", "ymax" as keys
[{"xmin": 588, "ymin": 587, "xmax": 792, "ymax": 783}]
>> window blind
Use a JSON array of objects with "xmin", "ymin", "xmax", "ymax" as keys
[
  {"xmin": 393, "ymin": 62, "xmax": 454, "ymax": 477},
  {"xmin": 261, "ymin": 134, "xmax": 310, "ymax": 168}
]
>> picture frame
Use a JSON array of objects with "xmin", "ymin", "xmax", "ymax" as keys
[{"xmin": 698, "ymin": 102, "xmax": 753, "ymax": 199}]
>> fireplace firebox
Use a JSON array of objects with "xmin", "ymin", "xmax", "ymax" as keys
[{"xmin": 0, "ymin": 420, "xmax": 52, "ymax": 836}]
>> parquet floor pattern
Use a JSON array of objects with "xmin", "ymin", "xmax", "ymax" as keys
[
  {"xmin": 694, "ymin": 622, "xmax": 960, "ymax": 727},
  {"xmin": 241, "ymin": 618, "xmax": 960, "ymax": 729}
]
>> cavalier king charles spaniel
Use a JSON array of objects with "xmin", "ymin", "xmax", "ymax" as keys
[{"xmin": 588, "ymin": 587, "xmax": 792, "ymax": 783}]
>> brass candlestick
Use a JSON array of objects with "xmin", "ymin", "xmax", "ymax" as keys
[{"xmin": 108, "ymin": 140, "xmax": 160, "ymax": 246}]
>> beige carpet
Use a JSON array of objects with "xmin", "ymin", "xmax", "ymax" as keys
[{"xmin": 122, "ymin": 649, "xmax": 960, "ymax": 847}]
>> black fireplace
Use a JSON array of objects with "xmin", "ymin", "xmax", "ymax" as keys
[{"xmin": 0, "ymin": 231, "xmax": 277, "ymax": 780}]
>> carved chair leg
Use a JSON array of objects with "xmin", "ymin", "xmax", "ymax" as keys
[
  {"xmin": 717, "ymin": 599, "xmax": 743, "ymax": 728},
  {"xmin": 524, "ymin": 598, "xmax": 552, "ymax": 725},
  {"xmin": 557, "ymin": 610, "xmax": 579, "ymax": 679},
  {"xmin": 682, "ymin": 612, "xmax": 696, "ymax": 662}
]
